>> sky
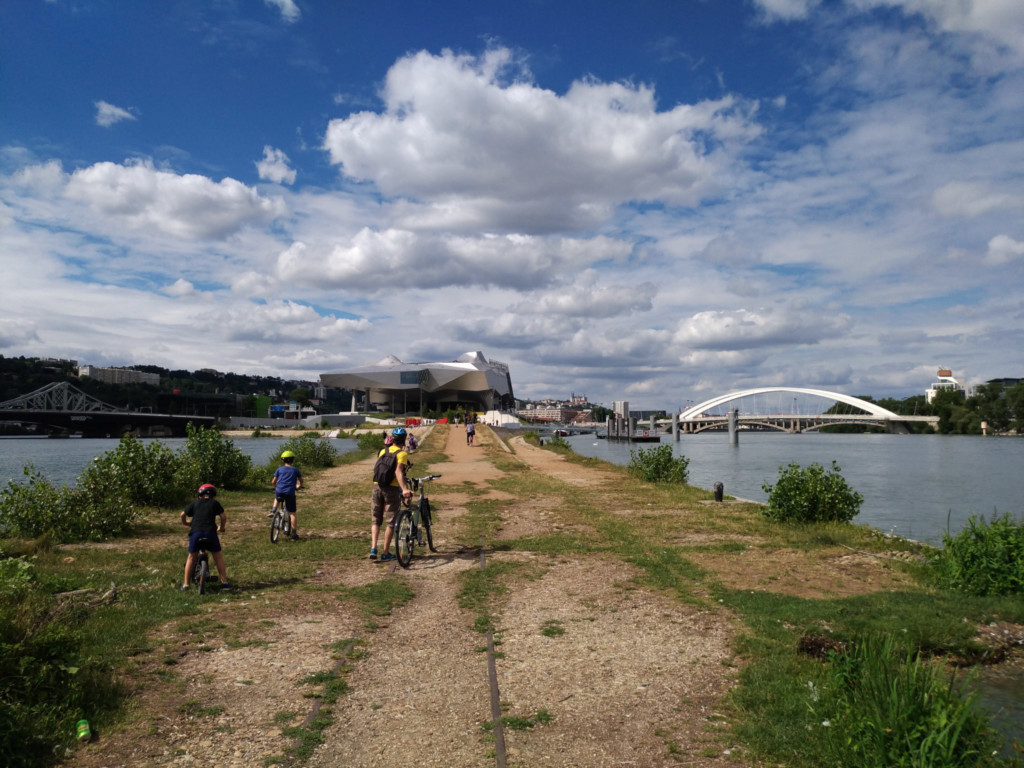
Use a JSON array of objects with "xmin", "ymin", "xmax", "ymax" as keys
[{"xmin": 1, "ymin": 0, "xmax": 1022, "ymax": 409}]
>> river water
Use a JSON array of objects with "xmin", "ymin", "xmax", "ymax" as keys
[{"xmin": 561, "ymin": 431, "xmax": 1023, "ymax": 546}]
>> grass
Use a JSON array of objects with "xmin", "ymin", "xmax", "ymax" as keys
[{"xmin": 4, "ymin": 423, "xmax": 1023, "ymax": 767}]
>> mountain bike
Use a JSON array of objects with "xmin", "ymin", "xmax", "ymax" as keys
[
  {"xmin": 192, "ymin": 536, "xmax": 212, "ymax": 594},
  {"xmin": 395, "ymin": 474, "xmax": 441, "ymax": 568},
  {"xmin": 269, "ymin": 495, "xmax": 291, "ymax": 543}
]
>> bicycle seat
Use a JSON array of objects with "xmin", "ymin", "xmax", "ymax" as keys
[{"xmin": 194, "ymin": 537, "xmax": 212, "ymax": 551}]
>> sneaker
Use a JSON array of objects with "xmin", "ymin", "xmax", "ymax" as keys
[
  {"xmin": 289, "ymin": 531, "xmax": 300, "ymax": 541},
  {"xmin": 220, "ymin": 582, "xmax": 233, "ymax": 590},
  {"xmin": 179, "ymin": 585, "xmax": 190, "ymax": 591},
  {"xmin": 368, "ymin": 548, "xmax": 378, "ymax": 561},
  {"xmin": 379, "ymin": 552, "xmax": 396, "ymax": 562}
]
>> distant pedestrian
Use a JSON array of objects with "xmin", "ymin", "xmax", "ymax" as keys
[
  {"xmin": 272, "ymin": 450, "xmax": 303, "ymax": 540},
  {"xmin": 466, "ymin": 420, "xmax": 475, "ymax": 445}
]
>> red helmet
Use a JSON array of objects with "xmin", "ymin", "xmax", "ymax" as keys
[{"xmin": 197, "ymin": 484, "xmax": 217, "ymax": 497}]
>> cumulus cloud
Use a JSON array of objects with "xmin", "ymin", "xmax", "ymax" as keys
[
  {"xmin": 851, "ymin": 0, "xmax": 1024, "ymax": 56},
  {"xmin": 63, "ymin": 160, "xmax": 286, "ymax": 239},
  {"xmin": 323, "ymin": 48, "xmax": 761, "ymax": 232},
  {"xmin": 673, "ymin": 308, "xmax": 852, "ymax": 350},
  {"xmin": 986, "ymin": 234, "xmax": 1024, "ymax": 264},
  {"xmin": 164, "ymin": 278, "xmax": 197, "ymax": 296},
  {"xmin": 511, "ymin": 281, "xmax": 657, "ymax": 319},
  {"xmin": 256, "ymin": 146, "xmax": 297, "ymax": 185},
  {"xmin": 264, "ymin": 0, "xmax": 300, "ymax": 23},
  {"xmin": 94, "ymin": 100, "xmax": 137, "ymax": 127},
  {"xmin": 219, "ymin": 300, "xmax": 370, "ymax": 343},
  {"xmin": 277, "ymin": 229, "xmax": 631, "ymax": 292}
]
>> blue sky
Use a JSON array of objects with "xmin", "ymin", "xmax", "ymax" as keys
[{"xmin": 2, "ymin": 0, "xmax": 1022, "ymax": 408}]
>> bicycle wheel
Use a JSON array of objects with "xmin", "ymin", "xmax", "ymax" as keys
[
  {"xmin": 420, "ymin": 499, "xmax": 436, "ymax": 552},
  {"xmin": 197, "ymin": 556, "xmax": 209, "ymax": 595},
  {"xmin": 270, "ymin": 511, "xmax": 282, "ymax": 543},
  {"xmin": 395, "ymin": 509, "xmax": 413, "ymax": 568}
]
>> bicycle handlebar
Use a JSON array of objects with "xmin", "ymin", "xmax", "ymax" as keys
[{"xmin": 411, "ymin": 474, "xmax": 442, "ymax": 483}]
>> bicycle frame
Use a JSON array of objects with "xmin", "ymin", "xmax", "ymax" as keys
[{"xmin": 395, "ymin": 474, "xmax": 441, "ymax": 567}]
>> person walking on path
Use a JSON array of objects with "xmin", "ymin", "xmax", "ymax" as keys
[
  {"xmin": 369, "ymin": 427, "xmax": 413, "ymax": 562},
  {"xmin": 466, "ymin": 419, "xmax": 475, "ymax": 446},
  {"xmin": 272, "ymin": 450, "xmax": 304, "ymax": 541},
  {"xmin": 179, "ymin": 483, "xmax": 230, "ymax": 590}
]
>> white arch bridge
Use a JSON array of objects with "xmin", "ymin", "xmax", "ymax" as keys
[{"xmin": 674, "ymin": 387, "xmax": 938, "ymax": 434}]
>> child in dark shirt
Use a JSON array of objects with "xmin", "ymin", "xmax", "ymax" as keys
[{"xmin": 180, "ymin": 483, "xmax": 230, "ymax": 590}]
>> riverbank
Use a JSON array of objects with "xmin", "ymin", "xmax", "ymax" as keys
[{"xmin": 24, "ymin": 424, "xmax": 1024, "ymax": 766}]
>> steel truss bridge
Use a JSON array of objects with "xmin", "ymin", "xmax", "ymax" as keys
[
  {"xmin": 0, "ymin": 382, "xmax": 215, "ymax": 437},
  {"xmin": 676, "ymin": 387, "xmax": 938, "ymax": 434}
]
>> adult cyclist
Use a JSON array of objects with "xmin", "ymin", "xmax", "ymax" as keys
[{"xmin": 369, "ymin": 427, "xmax": 413, "ymax": 562}]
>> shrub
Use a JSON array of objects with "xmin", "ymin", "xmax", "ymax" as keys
[
  {"xmin": 761, "ymin": 461, "xmax": 862, "ymax": 523},
  {"xmin": 627, "ymin": 444, "xmax": 689, "ymax": 484},
  {"xmin": 0, "ymin": 465, "xmax": 140, "ymax": 542},
  {"xmin": 277, "ymin": 433, "xmax": 338, "ymax": 469},
  {"xmin": 931, "ymin": 513, "xmax": 1024, "ymax": 596},
  {"xmin": 357, "ymin": 431, "xmax": 386, "ymax": 452},
  {"xmin": 77, "ymin": 435, "xmax": 181, "ymax": 508},
  {"xmin": 812, "ymin": 635, "xmax": 999, "ymax": 768},
  {"xmin": 546, "ymin": 433, "xmax": 572, "ymax": 451},
  {"xmin": 175, "ymin": 423, "xmax": 251, "ymax": 492},
  {"xmin": 0, "ymin": 555, "xmax": 121, "ymax": 766}
]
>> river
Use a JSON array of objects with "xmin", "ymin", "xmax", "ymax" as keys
[{"xmin": 561, "ymin": 431, "xmax": 1023, "ymax": 546}]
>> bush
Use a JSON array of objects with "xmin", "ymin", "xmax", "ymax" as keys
[
  {"xmin": 174, "ymin": 423, "xmax": 251, "ymax": 493},
  {"xmin": 627, "ymin": 444, "xmax": 689, "ymax": 484},
  {"xmin": 77, "ymin": 435, "xmax": 181, "ymax": 508},
  {"xmin": 546, "ymin": 433, "xmax": 572, "ymax": 451},
  {"xmin": 761, "ymin": 461, "xmax": 863, "ymax": 523},
  {"xmin": 812, "ymin": 635, "xmax": 999, "ymax": 768},
  {"xmin": 931, "ymin": 513, "xmax": 1024, "ymax": 596},
  {"xmin": 0, "ymin": 465, "xmax": 140, "ymax": 542},
  {"xmin": 0, "ymin": 555, "xmax": 121, "ymax": 766},
  {"xmin": 357, "ymin": 431, "xmax": 386, "ymax": 452},
  {"xmin": 277, "ymin": 433, "xmax": 338, "ymax": 470}
]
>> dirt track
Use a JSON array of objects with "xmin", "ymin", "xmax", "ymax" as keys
[{"xmin": 69, "ymin": 425, "xmax": 928, "ymax": 768}]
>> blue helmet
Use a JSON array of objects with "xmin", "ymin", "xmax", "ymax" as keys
[{"xmin": 391, "ymin": 427, "xmax": 407, "ymax": 438}]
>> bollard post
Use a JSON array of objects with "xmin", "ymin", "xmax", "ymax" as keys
[
  {"xmin": 714, "ymin": 482, "xmax": 724, "ymax": 502},
  {"xmin": 728, "ymin": 408, "xmax": 739, "ymax": 445}
]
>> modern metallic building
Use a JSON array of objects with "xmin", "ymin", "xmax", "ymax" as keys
[{"xmin": 320, "ymin": 351, "xmax": 515, "ymax": 414}]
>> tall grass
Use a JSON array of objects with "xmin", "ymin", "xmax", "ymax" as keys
[{"xmin": 814, "ymin": 635, "xmax": 1000, "ymax": 768}]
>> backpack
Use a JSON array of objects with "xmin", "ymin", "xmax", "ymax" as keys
[{"xmin": 373, "ymin": 447, "xmax": 399, "ymax": 486}]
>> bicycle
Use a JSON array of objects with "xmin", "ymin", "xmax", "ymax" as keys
[
  {"xmin": 192, "ymin": 536, "xmax": 212, "ymax": 594},
  {"xmin": 395, "ymin": 474, "xmax": 441, "ymax": 568},
  {"xmin": 269, "ymin": 495, "xmax": 291, "ymax": 543}
]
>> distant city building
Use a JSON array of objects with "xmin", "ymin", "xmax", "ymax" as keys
[
  {"xmin": 320, "ymin": 350, "xmax": 515, "ymax": 414},
  {"xmin": 925, "ymin": 368, "xmax": 969, "ymax": 404},
  {"xmin": 78, "ymin": 365, "xmax": 160, "ymax": 387}
]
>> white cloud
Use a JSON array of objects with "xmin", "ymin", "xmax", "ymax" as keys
[
  {"xmin": 932, "ymin": 181, "xmax": 1024, "ymax": 218},
  {"xmin": 63, "ymin": 160, "xmax": 286, "ymax": 239},
  {"xmin": 0, "ymin": 317, "xmax": 41, "ymax": 348},
  {"xmin": 673, "ymin": 308, "xmax": 852, "ymax": 350},
  {"xmin": 164, "ymin": 278, "xmax": 196, "ymax": 297},
  {"xmin": 752, "ymin": 0, "xmax": 821, "ymax": 21},
  {"xmin": 323, "ymin": 48, "xmax": 761, "ymax": 232},
  {"xmin": 985, "ymin": 234, "xmax": 1024, "ymax": 264},
  {"xmin": 277, "ymin": 229, "xmax": 631, "ymax": 292},
  {"xmin": 94, "ymin": 100, "xmax": 137, "ymax": 127},
  {"xmin": 256, "ymin": 146, "xmax": 297, "ymax": 185},
  {"xmin": 264, "ymin": 0, "xmax": 300, "ymax": 24}
]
